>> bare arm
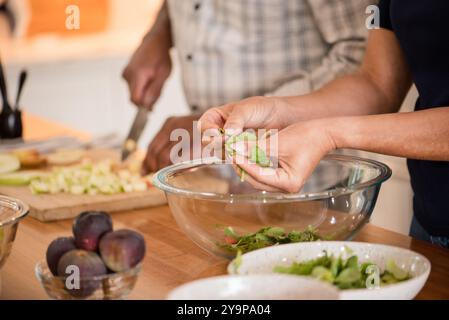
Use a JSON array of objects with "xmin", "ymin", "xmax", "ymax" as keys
[
  {"xmin": 328, "ymin": 108, "xmax": 449, "ymax": 161},
  {"xmin": 144, "ymin": 1, "xmax": 172, "ymax": 46},
  {"xmin": 283, "ymin": 29, "xmax": 413, "ymax": 119},
  {"xmin": 122, "ymin": 1, "xmax": 172, "ymax": 109},
  {"xmin": 200, "ymin": 30, "xmax": 413, "ymax": 132}
]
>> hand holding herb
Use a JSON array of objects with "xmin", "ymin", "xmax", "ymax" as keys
[{"xmin": 219, "ymin": 129, "xmax": 272, "ymax": 182}]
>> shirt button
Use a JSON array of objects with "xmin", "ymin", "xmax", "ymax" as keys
[
  {"xmin": 194, "ymin": 3, "xmax": 201, "ymax": 11},
  {"xmin": 186, "ymin": 54, "xmax": 193, "ymax": 61},
  {"xmin": 191, "ymin": 105, "xmax": 199, "ymax": 111}
]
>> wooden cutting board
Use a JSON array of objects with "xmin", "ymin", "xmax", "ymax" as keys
[{"xmin": 0, "ymin": 149, "xmax": 167, "ymax": 222}]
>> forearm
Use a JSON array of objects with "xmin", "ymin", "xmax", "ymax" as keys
[
  {"xmin": 327, "ymin": 107, "xmax": 449, "ymax": 161},
  {"xmin": 278, "ymin": 30, "xmax": 412, "ymax": 125},
  {"xmin": 144, "ymin": 1, "xmax": 172, "ymax": 47},
  {"xmin": 281, "ymin": 70, "xmax": 405, "ymax": 123}
]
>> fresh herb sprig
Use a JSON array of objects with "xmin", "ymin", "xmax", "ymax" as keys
[
  {"xmin": 219, "ymin": 129, "xmax": 272, "ymax": 182},
  {"xmin": 219, "ymin": 226, "xmax": 321, "ymax": 254}
]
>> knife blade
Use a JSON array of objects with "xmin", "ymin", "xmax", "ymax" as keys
[{"xmin": 121, "ymin": 107, "xmax": 150, "ymax": 161}]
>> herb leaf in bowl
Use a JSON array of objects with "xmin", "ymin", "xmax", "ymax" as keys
[
  {"xmin": 274, "ymin": 250, "xmax": 410, "ymax": 290},
  {"xmin": 218, "ymin": 226, "xmax": 321, "ymax": 254}
]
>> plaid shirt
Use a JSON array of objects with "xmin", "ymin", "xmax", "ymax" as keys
[{"xmin": 167, "ymin": 0, "xmax": 375, "ymax": 111}]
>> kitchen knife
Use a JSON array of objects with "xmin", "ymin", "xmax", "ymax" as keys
[{"xmin": 121, "ymin": 107, "xmax": 150, "ymax": 161}]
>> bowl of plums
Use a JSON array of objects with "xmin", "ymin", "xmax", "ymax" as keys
[{"xmin": 35, "ymin": 211, "xmax": 145, "ymax": 300}]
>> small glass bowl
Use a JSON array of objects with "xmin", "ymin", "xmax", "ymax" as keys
[
  {"xmin": 35, "ymin": 260, "xmax": 141, "ymax": 300},
  {"xmin": 0, "ymin": 195, "xmax": 29, "ymax": 269}
]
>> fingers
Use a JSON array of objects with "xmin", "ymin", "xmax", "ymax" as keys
[
  {"xmin": 148, "ymin": 138, "xmax": 170, "ymax": 172},
  {"xmin": 143, "ymin": 125, "xmax": 171, "ymax": 173},
  {"xmin": 198, "ymin": 103, "xmax": 235, "ymax": 133},
  {"xmin": 141, "ymin": 65, "xmax": 170, "ymax": 109},
  {"xmin": 230, "ymin": 163, "xmax": 280, "ymax": 192},
  {"xmin": 239, "ymin": 161, "xmax": 304, "ymax": 193},
  {"xmin": 156, "ymin": 143, "xmax": 173, "ymax": 170},
  {"xmin": 125, "ymin": 68, "xmax": 156, "ymax": 108}
]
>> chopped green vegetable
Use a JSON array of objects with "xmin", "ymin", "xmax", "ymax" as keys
[
  {"xmin": 29, "ymin": 160, "xmax": 151, "ymax": 195},
  {"xmin": 220, "ymin": 129, "xmax": 273, "ymax": 182},
  {"xmin": 312, "ymin": 266, "xmax": 335, "ymax": 283},
  {"xmin": 231, "ymin": 250, "xmax": 243, "ymax": 273},
  {"xmin": 218, "ymin": 225, "xmax": 321, "ymax": 254},
  {"xmin": 385, "ymin": 259, "xmax": 408, "ymax": 281},
  {"xmin": 249, "ymin": 145, "xmax": 271, "ymax": 167},
  {"xmin": 274, "ymin": 250, "xmax": 411, "ymax": 290}
]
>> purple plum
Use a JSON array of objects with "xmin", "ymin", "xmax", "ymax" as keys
[
  {"xmin": 99, "ymin": 229, "xmax": 146, "ymax": 272},
  {"xmin": 72, "ymin": 211, "xmax": 113, "ymax": 251},
  {"xmin": 46, "ymin": 237, "xmax": 77, "ymax": 275},
  {"xmin": 57, "ymin": 249, "xmax": 107, "ymax": 298}
]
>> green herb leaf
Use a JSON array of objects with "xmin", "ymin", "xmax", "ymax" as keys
[{"xmin": 218, "ymin": 226, "xmax": 321, "ymax": 254}]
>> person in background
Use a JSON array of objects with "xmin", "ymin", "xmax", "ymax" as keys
[
  {"xmin": 199, "ymin": 0, "xmax": 449, "ymax": 248},
  {"xmin": 123, "ymin": 0, "xmax": 375, "ymax": 173}
]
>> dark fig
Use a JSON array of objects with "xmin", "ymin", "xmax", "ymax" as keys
[
  {"xmin": 57, "ymin": 250, "xmax": 107, "ymax": 298},
  {"xmin": 99, "ymin": 229, "xmax": 145, "ymax": 272},
  {"xmin": 72, "ymin": 211, "xmax": 113, "ymax": 251},
  {"xmin": 46, "ymin": 237, "xmax": 77, "ymax": 275}
]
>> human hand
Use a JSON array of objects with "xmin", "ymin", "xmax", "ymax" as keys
[
  {"xmin": 142, "ymin": 115, "xmax": 201, "ymax": 174},
  {"xmin": 198, "ymin": 96, "xmax": 296, "ymax": 136},
  {"xmin": 233, "ymin": 119, "xmax": 337, "ymax": 193},
  {"xmin": 122, "ymin": 32, "xmax": 172, "ymax": 109}
]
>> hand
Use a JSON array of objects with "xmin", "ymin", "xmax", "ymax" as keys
[
  {"xmin": 142, "ymin": 115, "xmax": 201, "ymax": 173},
  {"xmin": 198, "ymin": 96, "xmax": 296, "ymax": 135},
  {"xmin": 122, "ymin": 32, "xmax": 172, "ymax": 108},
  {"xmin": 236, "ymin": 119, "xmax": 337, "ymax": 193}
]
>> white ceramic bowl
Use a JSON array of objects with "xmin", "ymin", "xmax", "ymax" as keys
[
  {"xmin": 167, "ymin": 274, "xmax": 340, "ymax": 300},
  {"xmin": 228, "ymin": 241, "xmax": 431, "ymax": 300}
]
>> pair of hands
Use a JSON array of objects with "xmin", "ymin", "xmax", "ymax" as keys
[
  {"xmin": 122, "ymin": 32, "xmax": 336, "ymax": 192},
  {"xmin": 199, "ymin": 97, "xmax": 337, "ymax": 193}
]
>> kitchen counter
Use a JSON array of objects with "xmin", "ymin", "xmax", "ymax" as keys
[{"xmin": 1, "ymin": 114, "xmax": 449, "ymax": 300}]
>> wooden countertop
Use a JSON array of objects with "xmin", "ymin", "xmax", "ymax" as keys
[{"xmin": 1, "ymin": 114, "xmax": 449, "ymax": 300}]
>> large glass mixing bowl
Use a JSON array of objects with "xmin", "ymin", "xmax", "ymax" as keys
[{"xmin": 153, "ymin": 155, "xmax": 391, "ymax": 259}]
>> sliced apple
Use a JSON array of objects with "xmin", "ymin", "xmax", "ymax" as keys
[
  {"xmin": 0, "ymin": 171, "xmax": 46, "ymax": 186},
  {"xmin": 0, "ymin": 154, "xmax": 20, "ymax": 174},
  {"xmin": 46, "ymin": 149, "xmax": 85, "ymax": 166}
]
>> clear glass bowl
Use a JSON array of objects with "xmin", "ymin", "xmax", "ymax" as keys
[
  {"xmin": 153, "ymin": 155, "xmax": 391, "ymax": 259},
  {"xmin": 35, "ymin": 260, "xmax": 141, "ymax": 300},
  {"xmin": 0, "ymin": 195, "xmax": 29, "ymax": 269}
]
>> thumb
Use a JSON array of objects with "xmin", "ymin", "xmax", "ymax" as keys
[
  {"xmin": 198, "ymin": 103, "xmax": 235, "ymax": 133},
  {"xmin": 223, "ymin": 111, "xmax": 246, "ymax": 135}
]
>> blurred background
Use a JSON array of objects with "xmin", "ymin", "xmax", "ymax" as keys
[{"xmin": 0, "ymin": 0, "xmax": 416, "ymax": 235}]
